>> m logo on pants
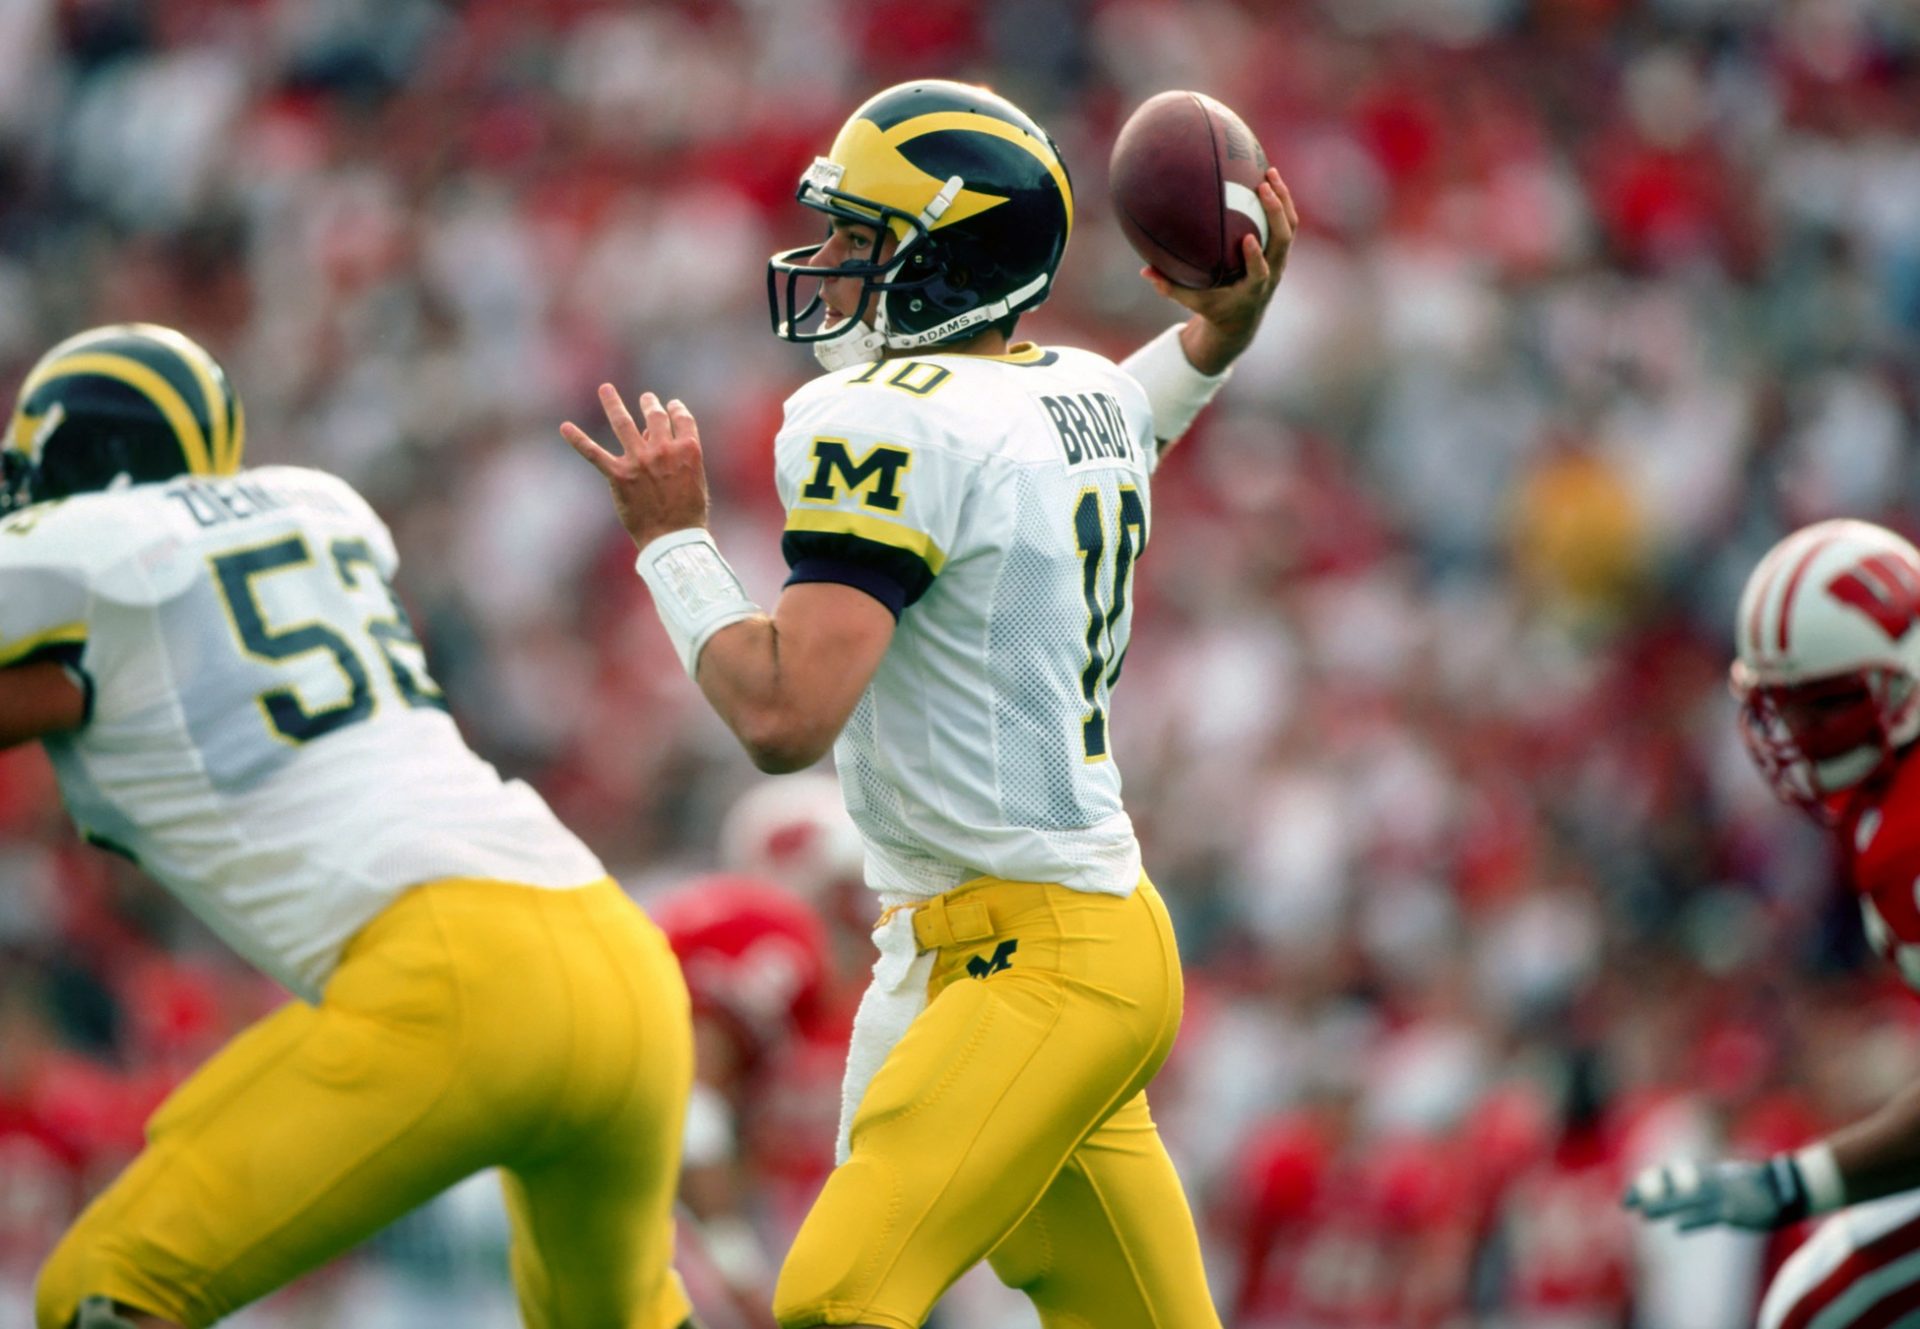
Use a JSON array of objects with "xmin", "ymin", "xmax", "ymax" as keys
[{"xmin": 967, "ymin": 940, "xmax": 1017, "ymax": 979}]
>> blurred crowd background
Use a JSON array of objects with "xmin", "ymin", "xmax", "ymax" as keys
[{"xmin": 3, "ymin": 0, "xmax": 1920, "ymax": 1324}]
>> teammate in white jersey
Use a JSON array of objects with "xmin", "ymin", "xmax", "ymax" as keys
[
  {"xmin": 11, "ymin": 325, "xmax": 697, "ymax": 1329},
  {"xmin": 564, "ymin": 80, "xmax": 1296, "ymax": 1329}
]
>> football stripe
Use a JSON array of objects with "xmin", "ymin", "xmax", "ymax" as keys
[{"xmin": 1223, "ymin": 182, "xmax": 1269, "ymax": 248}]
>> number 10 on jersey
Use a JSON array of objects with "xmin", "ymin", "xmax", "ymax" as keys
[{"xmin": 1075, "ymin": 485, "xmax": 1146, "ymax": 762}]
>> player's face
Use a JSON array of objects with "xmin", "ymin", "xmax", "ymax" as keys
[
  {"xmin": 1769, "ymin": 676, "xmax": 1885, "ymax": 763},
  {"xmin": 1736, "ymin": 666, "xmax": 1902, "ymax": 816},
  {"xmin": 811, "ymin": 219, "xmax": 895, "ymax": 328}
]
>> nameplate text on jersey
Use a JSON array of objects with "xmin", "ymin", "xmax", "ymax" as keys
[
  {"xmin": 167, "ymin": 476, "xmax": 351, "ymax": 530},
  {"xmin": 1039, "ymin": 392, "xmax": 1135, "ymax": 466}
]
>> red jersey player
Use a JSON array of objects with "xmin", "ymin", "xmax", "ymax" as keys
[
  {"xmin": 1627, "ymin": 519, "xmax": 1920, "ymax": 1328},
  {"xmin": 653, "ymin": 873, "xmax": 845, "ymax": 1329}
]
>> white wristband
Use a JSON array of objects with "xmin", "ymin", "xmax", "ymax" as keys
[
  {"xmin": 1795, "ymin": 1141, "xmax": 1847, "ymax": 1215},
  {"xmin": 1120, "ymin": 321, "xmax": 1232, "ymax": 445},
  {"xmin": 633, "ymin": 528, "xmax": 761, "ymax": 677}
]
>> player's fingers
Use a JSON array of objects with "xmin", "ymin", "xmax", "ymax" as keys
[
  {"xmin": 666, "ymin": 398, "xmax": 700, "ymax": 447},
  {"xmin": 1258, "ymin": 184, "xmax": 1293, "ymax": 270},
  {"xmin": 559, "ymin": 422, "xmax": 619, "ymax": 478},
  {"xmin": 1270, "ymin": 168, "xmax": 1299, "ymax": 233},
  {"xmin": 1258, "ymin": 177, "xmax": 1290, "ymax": 236},
  {"xmin": 1266, "ymin": 187, "xmax": 1295, "ymax": 251},
  {"xmin": 1624, "ymin": 1166, "xmax": 1672, "ymax": 1212},
  {"xmin": 637, "ymin": 391, "xmax": 673, "ymax": 446},
  {"xmin": 597, "ymin": 383, "xmax": 643, "ymax": 455},
  {"xmin": 1632, "ymin": 1163, "xmax": 1705, "ymax": 1219},
  {"xmin": 1241, "ymin": 233, "xmax": 1270, "ymax": 287}
]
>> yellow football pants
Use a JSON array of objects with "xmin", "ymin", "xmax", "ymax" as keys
[
  {"xmin": 35, "ymin": 877, "xmax": 694, "ymax": 1329},
  {"xmin": 773, "ymin": 875, "xmax": 1221, "ymax": 1329}
]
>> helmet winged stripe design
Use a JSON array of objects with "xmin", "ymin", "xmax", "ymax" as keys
[
  {"xmin": 4, "ymin": 323, "xmax": 243, "ymax": 514},
  {"xmin": 768, "ymin": 80, "xmax": 1074, "ymax": 370},
  {"xmin": 21, "ymin": 352, "xmax": 215, "ymax": 474}
]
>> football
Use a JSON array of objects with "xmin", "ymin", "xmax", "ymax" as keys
[{"xmin": 1109, "ymin": 90, "xmax": 1271, "ymax": 289}]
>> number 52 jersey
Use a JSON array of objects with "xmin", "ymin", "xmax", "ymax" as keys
[
  {"xmin": 775, "ymin": 345, "xmax": 1157, "ymax": 903},
  {"xmin": 0, "ymin": 466, "xmax": 605, "ymax": 1000}
]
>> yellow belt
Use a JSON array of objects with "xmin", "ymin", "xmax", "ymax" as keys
[{"xmin": 875, "ymin": 889, "xmax": 999, "ymax": 953}]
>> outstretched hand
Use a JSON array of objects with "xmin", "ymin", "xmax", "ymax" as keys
[
  {"xmin": 1624, "ymin": 1156, "xmax": 1809, "ymax": 1233},
  {"xmin": 1145, "ymin": 166, "xmax": 1298, "ymax": 376},
  {"xmin": 561, "ymin": 385, "xmax": 710, "ymax": 551}
]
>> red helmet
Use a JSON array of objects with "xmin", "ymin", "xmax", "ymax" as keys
[
  {"xmin": 653, "ymin": 875, "xmax": 829, "ymax": 1046},
  {"xmin": 1733, "ymin": 519, "xmax": 1920, "ymax": 816},
  {"xmin": 717, "ymin": 775, "xmax": 864, "ymax": 899}
]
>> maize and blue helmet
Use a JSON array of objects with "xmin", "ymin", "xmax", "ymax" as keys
[
  {"xmin": 4, "ymin": 323, "xmax": 244, "ymax": 515},
  {"xmin": 767, "ymin": 80, "xmax": 1075, "ymax": 370}
]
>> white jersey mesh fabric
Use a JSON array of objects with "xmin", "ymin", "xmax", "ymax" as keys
[{"xmin": 775, "ymin": 345, "xmax": 1156, "ymax": 901}]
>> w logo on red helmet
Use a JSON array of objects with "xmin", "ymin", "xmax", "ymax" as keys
[{"xmin": 1828, "ymin": 554, "xmax": 1920, "ymax": 640}]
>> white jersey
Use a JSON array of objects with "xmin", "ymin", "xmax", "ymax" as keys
[
  {"xmin": 0, "ymin": 466, "xmax": 606, "ymax": 999},
  {"xmin": 774, "ymin": 344, "xmax": 1156, "ymax": 901}
]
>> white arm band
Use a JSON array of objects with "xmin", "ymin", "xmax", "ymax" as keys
[
  {"xmin": 1795, "ymin": 1141, "xmax": 1848, "ymax": 1215},
  {"xmin": 634, "ymin": 528, "xmax": 762, "ymax": 677},
  {"xmin": 1121, "ymin": 321, "xmax": 1232, "ymax": 445}
]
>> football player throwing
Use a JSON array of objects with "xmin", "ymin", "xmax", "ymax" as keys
[{"xmin": 564, "ymin": 79, "xmax": 1294, "ymax": 1329}]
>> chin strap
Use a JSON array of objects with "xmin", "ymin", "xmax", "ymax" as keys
[{"xmin": 812, "ymin": 315, "xmax": 890, "ymax": 372}]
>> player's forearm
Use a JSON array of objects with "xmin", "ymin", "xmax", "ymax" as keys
[
  {"xmin": 0, "ymin": 660, "xmax": 90, "ymax": 748},
  {"xmin": 693, "ymin": 616, "xmax": 839, "ymax": 774},
  {"xmin": 1828, "ymin": 1077, "xmax": 1920, "ymax": 1204},
  {"xmin": 621, "ymin": 526, "xmax": 821, "ymax": 769},
  {"xmin": 689, "ymin": 580, "xmax": 893, "ymax": 774}
]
